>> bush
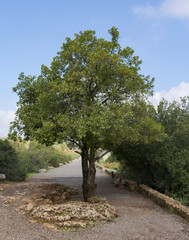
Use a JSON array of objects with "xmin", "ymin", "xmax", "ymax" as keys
[
  {"xmin": 0, "ymin": 139, "xmax": 27, "ymax": 181},
  {"xmin": 113, "ymin": 97, "xmax": 189, "ymax": 206},
  {"xmin": 0, "ymin": 139, "xmax": 78, "ymax": 181},
  {"xmin": 19, "ymin": 150, "xmax": 48, "ymax": 173},
  {"xmin": 114, "ymin": 140, "xmax": 189, "ymax": 197},
  {"xmin": 13, "ymin": 140, "xmax": 78, "ymax": 173},
  {"xmin": 99, "ymin": 154, "xmax": 120, "ymax": 171}
]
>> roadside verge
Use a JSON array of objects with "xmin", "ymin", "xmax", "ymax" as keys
[{"xmin": 95, "ymin": 162, "xmax": 189, "ymax": 222}]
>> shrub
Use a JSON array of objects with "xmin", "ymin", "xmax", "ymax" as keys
[
  {"xmin": 99, "ymin": 154, "xmax": 120, "ymax": 171},
  {"xmin": 0, "ymin": 139, "xmax": 27, "ymax": 181},
  {"xmin": 14, "ymin": 140, "xmax": 78, "ymax": 173},
  {"xmin": 113, "ymin": 98, "xmax": 189, "ymax": 206}
]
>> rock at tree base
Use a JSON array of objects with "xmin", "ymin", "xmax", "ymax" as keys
[
  {"xmin": 42, "ymin": 222, "xmax": 58, "ymax": 231},
  {"xmin": 18, "ymin": 183, "xmax": 116, "ymax": 230},
  {"xmin": 4, "ymin": 196, "xmax": 21, "ymax": 205},
  {"xmin": 87, "ymin": 197, "xmax": 108, "ymax": 204},
  {"xmin": 31, "ymin": 183, "xmax": 78, "ymax": 204},
  {"xmin": 28, "ymin": 202, "xmax": 116, "ymax": 230}
]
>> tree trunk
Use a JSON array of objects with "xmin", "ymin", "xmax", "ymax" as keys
[{"xmin": 81, "ymin": 146, "xmax": 96, "ymax": 201}]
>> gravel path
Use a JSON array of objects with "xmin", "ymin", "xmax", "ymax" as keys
[{"xmin": 0, "ymin": 158, "xmax": 188, "ymax": 240}]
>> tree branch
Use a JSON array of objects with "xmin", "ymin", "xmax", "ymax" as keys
[
  {"xmin": 95, "ymin": 150, "xmax": 110, "ymax": 161},
  {"xmin": 75, "ymin": 150, "xmax": 81, "ymax": 155},
  {"xmin": 68, "ymin": 138, "xmax": 82, "ymax": 148}
]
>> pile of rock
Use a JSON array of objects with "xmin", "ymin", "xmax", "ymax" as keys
[
  {"xmin": 19, "ymin": 183, "xmax": 78, "ymax": 206},
  {"xmin": 34, "ymin": 183, "xmax": 78, "ymax": 204},
  {"xmin": 18, "ymin": 183, "xmax": 116, "ymax": 230},
  {"xmin": 23, "ymin": 201, "xmax": 116, "ymax": 229}
]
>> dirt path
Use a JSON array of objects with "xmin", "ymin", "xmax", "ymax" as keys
[{"xmin": 0, "ymin": 158, "xmax": 188, "ymax": 240}]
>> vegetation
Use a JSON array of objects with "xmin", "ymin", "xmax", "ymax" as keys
[
  {"xmin": 98, "ymin": 155, "xmax": 120, "ymax": 172},
  {"xmin": 0, "ymin": 27, "xmax": 186, "ymax": 205},
  {"xmin": 0, "ymin": 139, "xmax": 27, "ymax": 181},
  {"xmin": 113, "ymin": 97, "xmax": 189, "ymax": 206},
  {"xmin": 9, "ymin": 27, "xmax": 164, "ymax": 201},
  {"xmin": 0, "ymin": 139, "xmax": 78, "ymax": 181}
]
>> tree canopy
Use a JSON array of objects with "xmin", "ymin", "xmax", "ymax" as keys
[
  {"xmin": 10, "ymin": 27, "xmax": 163, "ymax": 200},
  {"xmin": 113, "ymin": 97, "xmax": 189, "ymax": 205}
]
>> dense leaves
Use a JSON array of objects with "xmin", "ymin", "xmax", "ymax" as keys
[
  {"xmin": 0, "ymin": 139, "xmax": 78, "ymax": 182},
  {"xmin": 113, "ymin": 97, "xmax": 189, "ymax": 205},
  {"xmin": 0, "ymin": 139, "xmax": 26, "ymax": 181},
  {"xmin": 10, "ymin": 27, "xmax": 157, "ymax": 147},
  {"xmin": 11, "ymin": 140, "xmax": 78, "ymax": 173},
  {"xmin": 9, "ymin": 27, "xmax": 163, "ymax": 200}
]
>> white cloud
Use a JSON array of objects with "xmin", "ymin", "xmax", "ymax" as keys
[
  {"xmin": 0, "ymin": 110, "xmax": 15, "ymax": 138},
  {"xmin": 161, "ymin": 0, "xmax": 189, "ymax": 18},
  {"xmin": 149, "ymin": 81, "xmax": 189, "ymax": 107},
  {"xmin": 133, "ymin": 5, "xmax": 158, "ymax": 18},
  {"xmin": 133, "ymin": 0, "xmax": 189, "ymax": 19}
]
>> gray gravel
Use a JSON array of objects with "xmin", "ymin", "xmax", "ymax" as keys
[{"xmin": 0, "ymin": 158, "xmax": 188, "ymax": 240}]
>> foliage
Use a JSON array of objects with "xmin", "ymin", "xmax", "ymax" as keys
[
  {"xmin": 98, "ymin": 154, "xmax": 120, "ymax": 172},
  {"xmin": 9, "ymin": 27, "xmax": 157, "ymax": 147},
  {"xmin": 0, "ymin": 139, "xmax": 27, "ymax": 181},
  {"xmin": 11, "ymin": 140, "xmax": 78, "ymax": 173},
  {"xmin": 9, "ymin": 27, "xmax": 163, "ymax": 200},
  {"xmin": 113, "ymin": 97, "xmax": 189, "ymax": 205}
]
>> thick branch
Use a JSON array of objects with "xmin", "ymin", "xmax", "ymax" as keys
[
  {"xmin": 95, "ymin": 150, "xmax": 110, "ymax": 161},
  {"xmin": 68, "ymin": 138, "xmax": 82, "ymax": 148},
  {"xmin": 75, "ymin": 150, "xmax": 81, "ymax": 155}
]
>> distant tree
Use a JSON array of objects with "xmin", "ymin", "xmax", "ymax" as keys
[
  {"xmin": 113, "ymin": 97, "xmax": 189, "ymax": 205},
  {"xmin": 9, "ymin": 27, "xmax": 162, "ymax": 201},
  {"xmin": 157, "ymin": 97, "xmax": 189, "ymax": 148}
]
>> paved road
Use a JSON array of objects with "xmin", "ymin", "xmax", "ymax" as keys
[
  {"xmin": 30, "ymin": 158, "xmax": 189, "ymax": 240},
  {"xmin": 0, "ymin": 158, "xmax": 188, "ymax": 240}
]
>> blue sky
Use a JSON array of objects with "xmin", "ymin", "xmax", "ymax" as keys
[{"xmin": 0, "ymin": 0, "xmax": 189, "ymax": 137}]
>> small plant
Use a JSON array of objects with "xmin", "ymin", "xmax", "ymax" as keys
[
  {"xmin": 61, "ymin": 211, "xmax": 67, "ymax": 216},
  {"xmin": 86, "ymin": 222, "xmax": 94, "ymax": 229}
]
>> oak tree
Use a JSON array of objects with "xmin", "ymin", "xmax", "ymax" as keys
[{"xmin": 10, "ymin": 27, "xmax": 161, "ymax": 201}]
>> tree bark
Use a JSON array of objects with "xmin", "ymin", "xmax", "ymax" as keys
[{"xmin": 81, "ymin": 145, "xmax": 96, "ymax": 201}]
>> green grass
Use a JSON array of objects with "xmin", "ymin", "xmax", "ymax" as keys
[{"xmin": 26, "ymin": 172, "xmax": 38, "ymax": 180}]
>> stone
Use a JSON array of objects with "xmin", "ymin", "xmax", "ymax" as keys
[
  {"xmin": 87, "ymin": 197, "xmax": 108, "ymax": 204},
  {"xmin": 115, "ymin": 178, "xmax": 125, "ymax": 189},
  {"xmin": 22, "ymin": 197, "xmax": 33, "ymax": 204},
  {"xmin": 17, "ymin": 204, "xmax": 28, "ymax": 212},
  {"xmin": 59, "ymin": 221, "xmax": 86, "ymax": 228},
  {"xmin": 26, "ymin": 202, "xmax": 35, "ymax": 212},
  {"xmin": 0, "ymin": 174, "xmax": 6, "ymax": 180},
  {"xmin": 39, "ymin": 169, "xmax": 47, "ymax": 173},
  {"xmin": 29, "ymin": 201, "xmax": 116, "ymax": 228},
  {"xmin": 17, "ymin": 183, "xmax": 116, "ymax": 230},
  {"xmin": 34, "ymin": 183, "xmax": 78, "ymax": 203},
  {"xmin": 125, "ymin": 180, "xmax": 138, "ymax": 192},
  {"xmin": 4, "ymin": 196, "xmax": 20, "ymax": 205},
  {"xmin": 29, "ymin": 218, "xmax": 37, "ymax": 223},
  {"xmin": 42, "ymin": 223, "xmax": 58, "ymax": 231}
]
